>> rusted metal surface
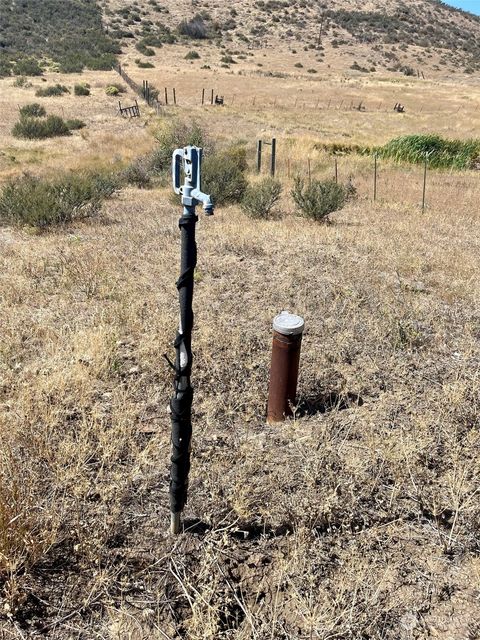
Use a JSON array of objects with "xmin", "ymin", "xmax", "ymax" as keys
[{"xmin": 267, "ymin": 312, "xmax": 304, "ymax": 424}]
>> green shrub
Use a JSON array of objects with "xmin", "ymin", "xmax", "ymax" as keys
[
  {"xmin": 19, "ymin": 103, "xmax": 46, "ymax": 118},
  {"xmin": 185, "ymin": 50, "xmax": 200, "ymax": 60},
  {"xmin": 0, "ymin": 58, "xmax": 12, "ymax": 78},
  {"xmin": 0, "ymin": 172, "xmax": 119, "ymax": 229},
  {"xmin": 135, "ymin": 41, "xmax": 155, "ymax": 56},
  {"xmin": 12, "ymin": 115, "xmax": 71, "ymax": 139},
  {"xmin": 151, "ymin": 120, "xmax": 213, "ymax": 175},
  {"xmin": 241, "ymin": 177, "xmax": 282, "ymax": 219},
  {"xmin": 379, "ymin": 134, "xmax": 480, "ymax": 170},
  {"xmin": 13, "ymin": 76, "xmax": 32, "ymax": 88},
  {"xmin": 122, "ymin": 158, "xmax": 152, "ymax": 188},
  {"xmin": 105, "ymin": 84, "xmax": 125, "ymax": 96},
  {"xmin": 74, "ymin": 84, "xmax": 90, "ymax": 96},
  {"xmin": 14, "ymin": 58, "xmax": 43, "ymax": 76},
  {"xmin": 291, "ymin": 177, "xmax": 354, "ymax": 222},
  {"xmin": 35, "ymin": 84, "xmax": 69, "ymax": 97},
  {"xmin": 136, "ymin": 60, "xmax": 155, "ymax": 68},
  {"xmin": 178, "ymin": 16, "xmax": 208, "ymax": 39},
  {"xmin": 202, "ymin": 147, "xmax": 248, "ymax": 205},
  {"xmin": 65, "ymin": 119, "xmax": 86, "ymax": 131}
]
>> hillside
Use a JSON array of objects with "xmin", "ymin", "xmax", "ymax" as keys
[{"xmin": 105, "ymin": 0, "xmax": 480, "ymax": 77}]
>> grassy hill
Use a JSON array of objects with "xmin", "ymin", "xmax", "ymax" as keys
[
  {"xmin": 105, "ymin": 0, "xmax": 480, "ymax": 77},
  {"xmin": 0, "ymin": 0, "xmax": 120, "ymax": 76}
]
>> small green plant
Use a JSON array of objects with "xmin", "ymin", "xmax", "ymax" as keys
[
  {"xmin": 0, "ymin": 172, "xmax": 118, "ymax": 229},
  {"xmin": 185, "ymin": 50, "xmax": 200, "ymax": 60},
  {"xmin": 35, "ymin": 84, "xmax": 69, "ymax": 97},
  {"xmin": 294, "ymin": 62, "xmax": 303, "ymax": 68},
  {"xmin": 74, "ymin": 84, "xmax": 90, "ymax": 96},
  {"xmin": 19, "ymin": 103, "xmax": 46, "ymax": 118},
  {"xmin": 307, "ymin": 68, "xmax": 317, "ymax": 73},
  {"xmin": 12, "ymin": 115, "xmax": 72, "ymax": 139},
  {"xmin": 291, "ymin": 177, "xmax": 354, "ymax": 222},
  {"xmin": 241, "ymin": 177, "xmax": 282, "ymax": 219}
]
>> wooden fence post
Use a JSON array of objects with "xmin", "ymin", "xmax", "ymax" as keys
[
  {"xmin": 165, "ymin": 87, "xmax": 168, "ymax": 105},
  {"xmin": 271, "ymin": 138, "xmax": 276, "ymax": 177},
  {"xmin": 422, "ymin": 152, "xmax": 428, "ymax": 212},
  {"xmin": 202, "ymin": 88, "xmax": 205, "ymax": 105},
  {"xmin": 173, "ymin": 88, "xmax": 177, "ymax": 105},
  {"xmin": 257, "ymin": 140, "xmax": 262, "ymax": 173}
]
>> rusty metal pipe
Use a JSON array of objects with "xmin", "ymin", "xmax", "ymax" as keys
[{"xmin": 267, "ymin": 312, "xmax": 304, "ymax": 424}]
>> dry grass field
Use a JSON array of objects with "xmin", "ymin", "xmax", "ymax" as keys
[{"xmin": 1, "ymin": 23, "xmax": 480, "ymax": 640}]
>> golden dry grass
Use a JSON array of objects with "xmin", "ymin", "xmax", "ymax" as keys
[{"xmin": 0, "ymin": 39, "xmax": 480, "ymax": 639}]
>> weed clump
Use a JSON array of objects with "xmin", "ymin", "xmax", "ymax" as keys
[
  {"xmin": 0, "ymin": 172, "xmax": 118, "ymax": 229},
  {"xmin": 291, "ymin": 177, "xmax": 355, "ymax": 222},
  {"xmin": 241, "ymin": 177, "xmax": 282, "ymax": 219}
]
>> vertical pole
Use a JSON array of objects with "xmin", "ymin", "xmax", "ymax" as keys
[
  {"xmin": 165, "ymin": 87, "xmax": 168, "ymax": 106},
  {"xmin": 202, "ymin": 88, "xmax": 205, "ymax": 105},
  {"xmin": 422, "ymin": 152, "xmax": 428, "ymax": 212},
  {"xmin": 374, "ymin": 153, "xmax": 377, "ymax": 202},
  {"xmin": 257, "ymin": 140, "xmax": 262, "ymax": 173},
  {"xmin": 173, "ymin": 88, "xmax": 177, "ymax": 106},
  {"xmin": 142, "ymin": 80, "xmax": 145, "ymax": 99},
  {"xmin": 271, "ymin": 138, "xmax": 276, "ymax": 178},
  {"xmin": 335, "ymin": 157, "xmax": 338, "ymax": 184},
  {"xmin": 170, "ymin": 207, "xmax": 197, "ymax": 534},
  {"xmin": 211, "ymin": 89, "xmax": 214, "ymax": 105}
]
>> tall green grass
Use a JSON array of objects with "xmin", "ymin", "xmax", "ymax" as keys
[{"xmin": 378, "ymin": 134, "xmax": 480, "ymax": 170}]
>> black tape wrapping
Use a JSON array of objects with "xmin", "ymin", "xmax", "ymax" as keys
[{"xmin": 169, "ymin": 214, "xmax": 197, "ymax": 514}]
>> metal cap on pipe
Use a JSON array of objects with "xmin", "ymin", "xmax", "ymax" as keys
[{"xmin": 273, "ymin": 311, "xmax": 305, "ymax": 336}]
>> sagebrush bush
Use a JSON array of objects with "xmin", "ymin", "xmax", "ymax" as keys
[
  {"xmin": 151, "ymin": 120, "xmax": 213, "ymax": 175},
  {"xmin": 74, "ymin": 84, "xmax": 90, "ymax": 96},
  {"xmin": 12, "ymin": 115, "xmax": 71, "ymax": 139},
  {"xmin": 202, "ymin": 147, "xmax": 248, "ymax": 205},
  {"xmin": 19, "ymin": 103, "xmax": 46, "ymax": 118},
  {"xmin": 241, "ymin": 177, "xmax": 282, "ymax": 219},
  {"xmin": 13, "ymin": 58, "xmax": 43, "ymax": 76},
  {"xmin": 0, "ymin": 172, "xmax": 119, "ymax": 229},
  {"xmin": 35, "ymin": 84, "xmax": 69, "ymax": 97},
  {"xmin": 105, "ymin": 84, "xmax": 125, "ymax": 96},
  {"xmin": 178, "ymin": 16, "xmax": 208, "ymax": 39},
  {"xmin": 122, "ymin": 159, "xmax": 152, "ymax": 188},
  {"xmin": 291, "ymin": 177, "xmax": 355, "ymax": 222},
  {"xmin": 185, "ymin": 50, "xmax": 200, "ymax": 60},
  {"xmin": 65, "ymin": 119, "xmax": 86, "ymax": 131}
]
